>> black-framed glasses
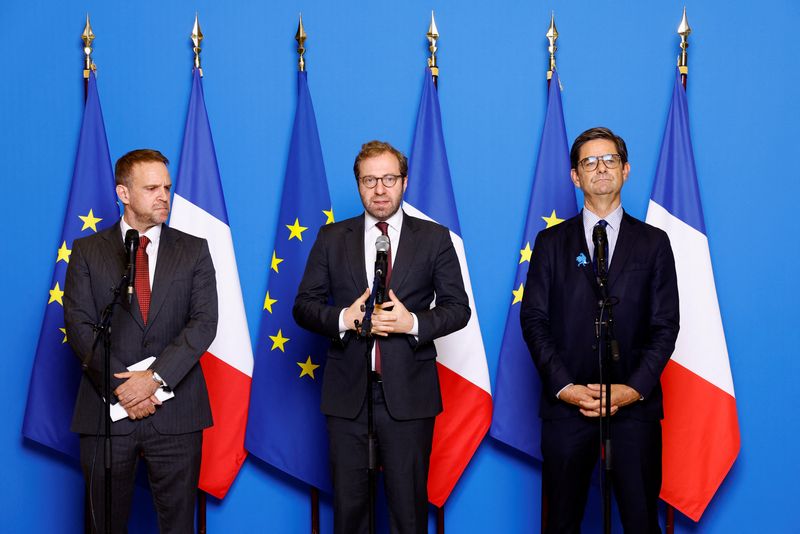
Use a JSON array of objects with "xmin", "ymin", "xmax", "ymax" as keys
[
  {"xmin": 579, "ymin": 153, "xmax": 622, "ymax": 172},
  {"xmin": 359, "ymin": 174, "xmax": 403, "ymax": 188}
]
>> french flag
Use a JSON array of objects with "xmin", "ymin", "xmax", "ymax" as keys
[
  {"xmin": 405, "ymin": 68, "xmax": 493, "ymax": 507},
  {"xmin": 645, "ymin": 69, "xmax": 740, "ymax": 521},
  {"xmin": 170, "ymin": 68, "xmax": 253, "ymax": 499}
]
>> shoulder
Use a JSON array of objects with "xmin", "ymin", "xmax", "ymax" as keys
[
  {"xmin": 622, "ymin": 212, "xmax": 671, "ymax": 245},
  {"xmin": 317, "ymin": 214, "xmax": 362, "ymax": 238},
  {"xmin": 402, "ymin": 212, "xmax": 451, "ymax": 239},
  {"xmin": 72, "ymin": 223, "xmax": 119, "ymax": 252},
  {"xmin": 536, "ymin": 213, "xmax": 582, "ymax": 245}
]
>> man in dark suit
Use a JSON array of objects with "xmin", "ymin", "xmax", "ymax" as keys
[
  {"xmin": 64, "ymin": 149, "xmax": 217, "ymax": 533},
  {"xmin": 520, "ymin": 127, "xmax": 680, "ymax": 533},
  {"xmin": 294, "ymin": 140, "xmax": 470, "ymax": 534}
]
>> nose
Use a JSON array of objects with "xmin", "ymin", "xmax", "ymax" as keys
[{"xmin": 374, "ymin": 180, "xmax": 387, "ymax": 194}]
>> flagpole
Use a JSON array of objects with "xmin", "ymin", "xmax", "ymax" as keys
[
  {"xmin": 81, "ymin": 15, "xmax": 94, "ymax": 103},
  {"xmin": 81, "ymin": 20, "xmax": 95, "ymax": 534},
  {"xmin": 427, "ymin": 12, "xmax": 439, "ymax": 89},
  {"xmin": 294, "ymin": 13, "xmax": 322, "ymax": 534},
  {"xmin": 187, "ymin": 13, "xmax": 210, "ymax": 534},
  {"xmin": 663, "ymin": 10, "xmax": 691, "ymax": 534}
]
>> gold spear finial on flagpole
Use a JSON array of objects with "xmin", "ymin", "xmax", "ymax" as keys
[
  {"xmin": 82, "ymin": 14, "xmax": 96, "ymax": 79},
  {"xmin": 192, "ymin": 13, "xmax": 204, "ymax": 77},
  {"xmin": 677, "ymin": 6, "xmax": 691, "ymax": 85},
  {"xmin": 427, "ymin": 11, "xmax": 439, "ymax": 82},
  {"xmin": 296, "ymin": 14, "xmax": 307, "ymax": 72},
  {"xmin": 546, "ymin": 11, "xmax": 558, "ymax": 81}
]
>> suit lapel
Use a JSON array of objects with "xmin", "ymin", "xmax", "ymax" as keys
[
  {"xmin": 100, "ymin": 221, "xmax": 145, "ymax": 329},
  {"xmin": 147, "ymin": 225, "xmax": 181, "ymax": 328},
  {"xmin": 608, "ymin": 211, "xmax": 636, "ymax": 290},
  {"xmin": 389, "ymin": 211, "xmax": 419, "ymax": 292},
  {"xmin": 570, "ymin": 213, "xmax": 599, "ymax": 296},
  {"xmin": 344, "ymin": 216, "xmax": 368, "ymax": 290}
]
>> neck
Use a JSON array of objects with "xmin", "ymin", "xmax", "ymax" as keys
[{"xmin": 583, "ymin": 195, "xmax": 620, "ymax": 219}]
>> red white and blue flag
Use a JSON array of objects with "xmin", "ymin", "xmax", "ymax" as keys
[
  {"xmin": 646, "ymin": 68, "xmax": 740, "ymax": 521},
  {"xmin": 171, "ymin": 68, "xmax": 253, "ymax": 499},
  {"xmin": 405, "ymin": 68, "xmax": 493, "ymax": 506}
]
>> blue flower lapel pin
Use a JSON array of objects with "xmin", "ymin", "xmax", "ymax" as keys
[{"xmin": 576, "ymin": 252, "xmax": 588, "ymax": 267}]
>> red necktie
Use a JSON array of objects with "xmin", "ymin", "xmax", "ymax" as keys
[
  {"xmin": 136, "ymin": 236, "xmax": 151, "ymax": 324},
  {"xmin": 374, "ymin": 222, "xmax": 392, "ymax": 373}
]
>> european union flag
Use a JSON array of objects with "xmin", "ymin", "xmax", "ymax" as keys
[
  {"xmin": 490, "ymin": 70, "xmax": 577, "ymax": 459},
  {"xmin": 22, "ymin": 72, "xmax": 118, "ymax": 456},
  {"xmin": 245, "ymin": 71, "xmax": 332, "ymax": 491}
]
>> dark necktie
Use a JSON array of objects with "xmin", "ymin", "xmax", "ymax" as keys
[
  {"xmin": 136, "ymin": 236, "xmax": 151, "ymax": 324},
  {"xmin": 592, "ymin": 219, "xmax": 609, "ymax": 275},
  {"xmin": 374, "ymin": 222, "xmax": 392, "ymax": 373}
]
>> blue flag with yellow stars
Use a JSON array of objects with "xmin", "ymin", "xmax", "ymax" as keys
[
  {"xmin": 22, "ymin": 72, "xmax": 118, "ymax": 457},
  {"xmin": 489, "ymin": 70, "xmax": 577, "ymax": 460},
  {"xmin": 245, "ymin": 71, "xmax": 333, "ymax": 491}
]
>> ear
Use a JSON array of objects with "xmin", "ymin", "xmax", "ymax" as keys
[
  {"xmin": 570, "ymin": 168, "xmax": 581, "ymax": 188},
  {"xmin": 116, "ymin": 183, "xmax": 129, "ymax": 206},
  {"xmin": 621, "ymin": 162, "xmax": 631, "ymax": 183},
  {"xmin": 402, "ymin": 176, "xmax": 408, "ymax": 194}
]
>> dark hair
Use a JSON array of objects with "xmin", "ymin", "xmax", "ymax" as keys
[
  {"xmin": 115, "ymin": 149, "xmax": 169, "ymax": 186},
  {"xmin": 353, "ymin": 140, "xmax": 408, "ymax": 179},
  {"xmin": 569, "ymin": 127, "xmax": 628, "ymax": 170}
]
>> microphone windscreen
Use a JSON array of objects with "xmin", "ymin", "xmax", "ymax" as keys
[{"xmin": 375, "ymin": 234, "xmax": 390, "ymax": 253}]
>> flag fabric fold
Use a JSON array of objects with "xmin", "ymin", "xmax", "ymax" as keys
[
  {"xmin": 245, "ymin": 71, "xmax": 333, "ymax": 492},
  {"xmin": 645, "ymin": 68, "xmax": 740, "ymax": 521},
  {"xmin": 170, "ymin": 68, "xmax": 254, "ymax": 499},
  {"xmin": 22, "ymin": 72, "xmax": 118, "ymax": 457},
  {"xmin": 490, "ymin": 70, "xmax": 577, "ymax": 460},
  {"xmin": 404, "ymin": 68, "xmax": 493, "ymax": 507}
]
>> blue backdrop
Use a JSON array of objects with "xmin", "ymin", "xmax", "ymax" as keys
[{"xmin": 3, "ymin": 1, "xmax": 798, "ymax": 532}]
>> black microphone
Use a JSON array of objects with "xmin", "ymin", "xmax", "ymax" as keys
[
  {"xmin": 374, "ymin": 234, "xmax": 390, "ymax": 305},
  {"xmin": 124, "ymin": 229, "xmax": 139, "ymax": 304},
  {"xmin": 592, "ymin": 223, "xmax": 608, "ymax": 281}
]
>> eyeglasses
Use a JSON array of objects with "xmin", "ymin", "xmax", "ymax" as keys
[
  {"xmin": 578, "ymin": 153, "xmax": 622, "ymax": 172},
  {"xmin": 359, "ymin": 174, "xmax": 403, "ymax": 189}
]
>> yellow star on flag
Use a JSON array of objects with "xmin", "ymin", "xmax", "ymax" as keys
[
  {"xmin": 49, "ymin": 282, "xmax": 65, "ymax": 306},
  {"xmin": 541, "ymin": 209, "xmax": 565, "ymax": 229},
  {"xmin": 59, "ymin": 327, "xmax": 68, "ymax": 343},
  {"xmin": 269, "ymin": 329, "xmax": 290, "ymax": 352},
  {"xmin": 323, "ymin": 208, "xmax": 335, "ymax": 225},
  {"xmin": 56, "ymin": 241, "xmax": 72, "ymax": 264},
  {"xmin": 270, "ymin": 251, "xmax": 284, "ymax": 273},
  {"xmin": 263, "ymin": 291, "xmax": 278, "ymax": 313},
  {"xmin": 519, "ymin": 242, "xmax": 532, "ymax": 264},
  {"xmin": 286, "ymin": 218, "xmax": 308, "ymax": 241},
  {"xmin": 297, "ymin": 356, "xmax": 320, "ymax": 379},
  {"xmin": 78, "ymin": 209, "xmax": 102, "ymax": 232},
  {"xmin": 511, "ymin": 283, "xmax": 524, "ymax": 305}
]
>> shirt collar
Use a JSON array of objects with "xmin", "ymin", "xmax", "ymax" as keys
[
  {"xmin": 582, "ymin": 204, "xmax": 623, "ymax": 232},
  {"xmin": 120, "ymin": 217, "xmax": 162, "ymax": 246},
  {"xmin": 364, "ymin": 208, "xmax": 404, "ymax": 234}
]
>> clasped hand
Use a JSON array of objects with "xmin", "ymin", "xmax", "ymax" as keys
[
  {"xmin": 114, "ymin": 370, "xmax": 163, "ymax": 420},
  {"xmin": 560, "ymin": 383, "xmax": 641, "ymax": 417},
  {"xmin": 344, "ymin": 288, "xmax": 414, "ymax": 336}
]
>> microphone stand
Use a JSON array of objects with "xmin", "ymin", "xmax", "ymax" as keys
[
  {"xmin": 353, "ymin": 271, "xmax": 382, "ymax": 534},
  {"xmin": 85, "ymin": 269, "xmax": 130, "ymax": 534},
  {"xmin": 594, "ymin": 254, "xmax": 619, "ymax": 534}
]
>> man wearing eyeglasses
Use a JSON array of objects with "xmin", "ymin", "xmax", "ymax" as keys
[
  {"xmin": 520, "ymin": 127, "xmax": 679, "ymax": 532},
  {"xmin": 294, "ymin": 140, "xmax": 470, "ymax": 534}
]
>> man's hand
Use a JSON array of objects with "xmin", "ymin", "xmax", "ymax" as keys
[
  {"xmin": 558, "ymin": 385, "xmax": 613, "ymax": 417},
  {"xmin": 343, "ymin": 288, "xmax": 371, "ymax": 331},
  {"xmin": 371, "ymin": 290, "xmax": 414, "ymax": 336},
  {"xmin": 572, "ymin": 384, "xmax": 641, "ymax": 417},
  {"xmin": 125, "ymin": 394, "xmax": 162, "ymax": 420},
  {"xmin": 114, "ymin": 370, "xmax": 160, "ymax": 410}
]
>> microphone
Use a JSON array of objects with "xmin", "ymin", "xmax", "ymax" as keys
[
  {"xmin": 592, "ymin": 223, "xmax": 608, "ymax": 281},
  {"xmin": 124, "ymin": 229, "xmax": 139, "ymax": 304},
  {"xmin": 374, "ymin": 234, "xmax": 390, "ymax": 305}
]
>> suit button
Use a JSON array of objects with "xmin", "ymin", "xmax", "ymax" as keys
[
  {"xmin": 143, "ymin": 341, "xmax": 150, "ymax": 348},
  {"xmin": 591, "ymin": 344, "xmax": 597, "ymax": 350}
]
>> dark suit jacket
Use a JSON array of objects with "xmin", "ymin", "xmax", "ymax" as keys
[
  {"xmin": 293, "ymin": 211, "xmax": 471, "ymax": 421},
  {"xmin": 64, "ymin": 221, "xmax": 218, "ymax": 435},
  {"xmin": 520, "ymin": 211, "xmax": 679, "ymax": 421}
]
